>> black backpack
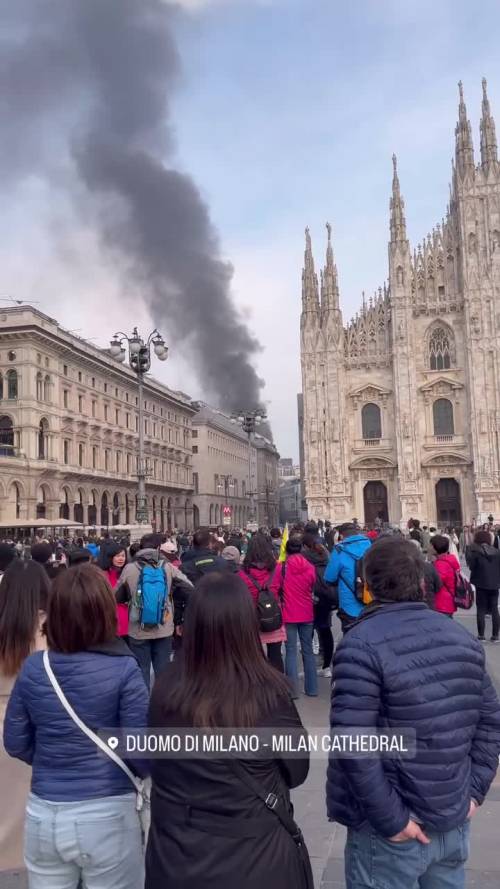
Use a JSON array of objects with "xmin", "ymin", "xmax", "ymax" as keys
[
  {"xmin": 339, "ymin": 547, "xmax": 366, "ymax": 603},
  {"xmin": 246, "ymin": 566, "xmax": 283, "ymax": 634}
]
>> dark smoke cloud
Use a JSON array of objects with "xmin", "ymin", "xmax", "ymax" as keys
[{"xmin": 0, "ymin": 0, "xmax": 264, "ymax": 410}]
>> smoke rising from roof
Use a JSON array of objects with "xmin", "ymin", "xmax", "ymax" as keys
[{"xmin": 0, "ymin": 0, "xmax": 264, "ymax": 410}]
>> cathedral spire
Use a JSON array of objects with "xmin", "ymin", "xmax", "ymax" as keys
[
  {"xmin": 455, "ymin": 81, "xmax": 475, "ymax": 177},
  {"xmin": 480, "ymin": 77, "xmax": 498, "ymax": 168},
  {"xmin": 302, "ymin": 226, "xmax": 320, "ymax": 315},
  {"xmin": 321, "ymin": 221, "xmax": 340, "ymax": 314},
  {"xmin": 390, "ymin": 154, "xmax": 407, "ymax": 243}
]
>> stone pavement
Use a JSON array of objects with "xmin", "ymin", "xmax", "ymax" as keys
[{"xmin": 293, "ymin": 606, "xmax": 500, "ymax": 888}]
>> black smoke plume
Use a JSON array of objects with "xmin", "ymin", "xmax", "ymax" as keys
[{"xmin": 0, "ymin": 0, "xmax": 264, "ymax": 410}]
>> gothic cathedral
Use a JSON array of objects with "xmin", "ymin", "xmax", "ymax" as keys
[{"xmin": 300, "ymin": 81, "xmax": 500, "ymax": 528}]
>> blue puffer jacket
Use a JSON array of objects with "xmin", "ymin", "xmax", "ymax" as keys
[
  {"xmin": 4, "ymin": 641, "xmax": 149, "ymax": 802},
  {"xmin": 324, "ymin": 534, "xmax": 372, "ymax": 618},
  {"xmin": 326, "ymin": 602, "xmax": 500, "ymax": 837}
]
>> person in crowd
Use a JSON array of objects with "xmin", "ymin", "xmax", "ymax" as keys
[
  {"xmin": 67, "ymin": 547, "xmax": 93, "ymax": 567},
  {"xmin": 160, "ymin": 540, "xmax": 182, "ymax": 569},
  {"xmin": 98, "ymin": 540, "xmax": 129, "ymax": 639},
  {"xmin": 421, "ymin": 524, "xmax": 431, "ymax": 555},
  {"xmin": 324, "ymin": 521, "xmax": 336, "ymax": 552},
  {"xmin": 270, "ymin": 527, "xmax": 283, "ymax": 556},
  {"xmin": 270, "ymin": 534, "xmax": 318, "ymax": 697},
  {"xmin": 4, "ymin": 564, "xmax": 148, "ymax": 888},
  {"xmin": 84, "ymin": 538, "xmax": 100, "ymax": 560},
  {"xmin": 324, "ymin": 523, "xmax": 372, "ymax": 633},
  {"xmin": 117, "ymin": 534, "xmax": 193, "ymax": 690},
  {"xmin": 176, "ymin": 530, "xmax": 190, "ymax": 556},
  {"xmin": 31, "ymin": 542, "xmax": 65, "ymax": 581},
  {"xmin": 239, "ymin": 533, "xmax": 286, "ymax": 672},
  {"xmin": 409, "ymin": 528, "xmax": 423, "ymax": 548},
  {"xmin": 181, "ymin": 528, "xmax": 229, "ymax": 584},
  {"xmin": 227, "ymin": 531, "xmax": 244, "ymax": 553},
  {"xmin": 422, "ymin": 559, "xmax": 441, "ymax": 610},
  {"xmin": 430, "ymin": 534, "xmax": 460, "ymax": 617},
  {"xmin": 327, "ymin": 537, "xmax": 500, "ymax": 889},
  {"xmin": 466, "ymin": 529, "xmax": 500, "ymax": 642},
  {"xmin": 302, "ymin": 532, "xmax": 336, "ymax": 678},
  {"xmin": 146, "ymin": 572, "xmax": 311, "ymax": 889},
  {"xmin": 0, "ymin": 543, "xmax": 15, "ymax": 582},
  {"xmin": 445, "ymin": 527, "xmax": 460, "ymax": 559},
  {"xmin": 221, "ymin": 545, "xmax": 242, "ymax": 573},
  {"xmin": 0, "ymin": 561, "xmax": 49, "ymax": 872}
]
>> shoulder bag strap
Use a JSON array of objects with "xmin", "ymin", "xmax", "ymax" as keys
[
  {"xmin": 42, "ymin": 650, "xmax": 142, "ymax": 796},
  {"xmin": 227, "ymin": 757, "xmax": 304, "ymax": 845}
]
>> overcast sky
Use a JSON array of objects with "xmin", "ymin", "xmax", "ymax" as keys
[{"xmin": 1, "ymin": 0, "xmax": 500, "ymax": 460}]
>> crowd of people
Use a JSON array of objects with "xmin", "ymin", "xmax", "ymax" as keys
[{"xmin": 0, "ymin": 517, "xmax": 499, "ymax": 888}]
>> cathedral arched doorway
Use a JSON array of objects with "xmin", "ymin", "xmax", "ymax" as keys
[
  {"xmin": 363, "ymin": 481, "xmax": 388, "ymax": 526},
  {"xmin": 435, "ymin": 478, "xmax": 462, "ymax": 527}
]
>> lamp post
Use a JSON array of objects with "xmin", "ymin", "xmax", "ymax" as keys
[
  {"xmin": 230, "ymin": 409, "xmax": 267, "ymax": 525},
  {"xmin": 260, "ymin": 481, "xmax": 275, "ymax": 527},
  {"xmin": 109, "ymin": 327, "xmax": 168, "ymax": 525}
]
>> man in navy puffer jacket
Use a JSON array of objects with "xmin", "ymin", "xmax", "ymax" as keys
[{"xmin": 327, "ymin": 537, "xmax": 500, "ymax": 889}]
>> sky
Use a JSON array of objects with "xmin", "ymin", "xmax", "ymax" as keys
[{"xmin": 1, "ymin": 0, "xmax": 500, "ymax": 460}]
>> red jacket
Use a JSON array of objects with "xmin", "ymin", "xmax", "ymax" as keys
[
  {"xmin": 434, "ymin": 554, "xmax": 460, "ymax": 614},
  {"xmin": 270, "ymin": 554, "xmax": 316, "ymax": 624}
]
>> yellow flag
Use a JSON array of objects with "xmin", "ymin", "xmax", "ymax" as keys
[{"xmin": 278, "ymin": 523, "xmax": 289, "ymax": 563}]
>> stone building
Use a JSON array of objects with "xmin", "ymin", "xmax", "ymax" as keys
[
  {"xmin": 300, "ymin": 80, "xmax": 500, "ymax": 527},
  {"xmin": 0, "ymin": 306, "xmax": 196, "ymax": 530},
  {"xmin": 191, "ymin": 403, "xmax": 280, "ymax": 528}
]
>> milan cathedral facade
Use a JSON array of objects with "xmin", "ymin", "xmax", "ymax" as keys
[{"xmin": 300, "ymin": 80, "xmax": 500, "ymax": 527}]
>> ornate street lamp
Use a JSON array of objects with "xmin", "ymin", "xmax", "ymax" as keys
[
  {"xmin": 230, "ymin": 409, "xmax": 267, "ymax": 525},
  {"xmin": 109, "ymin": 327, "xmax": 168, "ymax": 525}
]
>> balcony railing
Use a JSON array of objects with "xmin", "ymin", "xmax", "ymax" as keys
[{"xmin": 435, "ymin": 434, "xmax": 454, "ymax": 443}]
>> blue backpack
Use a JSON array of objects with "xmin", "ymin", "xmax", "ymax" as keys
[{"xmin": 135, "ymin": 563, "xmax": 169, "ymax": 629}]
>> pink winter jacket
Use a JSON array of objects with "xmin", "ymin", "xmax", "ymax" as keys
[
  {"xmin": 434, "ymin": 554, "xmax": 460, "ymax": 614},
  {"xmin": 270, "ymin": 554, "xmax": 316, "ymax": 624},
  {"xmin": 238, "ymin": 565, "xmax": 286, "ymax": 643}
]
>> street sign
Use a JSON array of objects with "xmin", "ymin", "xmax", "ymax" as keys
[{"xmin": 223, "ymin": 505, "xmax": 232, "ymax": 526}]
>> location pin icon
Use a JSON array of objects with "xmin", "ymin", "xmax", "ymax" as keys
[{"xmin": 108, "ymin": 737, "xmax": 119, "ymax": 750}]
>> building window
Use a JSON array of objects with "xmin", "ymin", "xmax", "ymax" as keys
[
  {"xmin": 104, "ymin": 405, "xmax": 109, "ymax": 422},
  {"xmin": 78, "ymin": 371, "xmax": 82, "ymax": 382},
  {"xmin": 36, "ymin": 372, "xmax": 43, "ymax": 402},
  {"xmin": 91, "ymin": 377, "xmax": 95, "ymax": 387},
  {"xmin": 192, "ymin": 429, "xmax": 198, "ymax": 438},
  {"xmin": 38, "ymin": 418, "xmax": 49, "ymax": 459},
  {"xmin": 115, "ymin": 387, "xmax": 118, "ymax": 397},
  {"xmin": 92, "ymin": 446, "xmax": 98, "ymax": 469},
  {"xmin": 63, "ymin": 389, "xmax": 69, "ymax": 409},
  {"xmin": 105, "ymin": 449, "xmax": 110, "ymax": 470},
  {"xmin": 115, "ymin": 408, "xmax": 119, "ymax": 425},
  {"xmin": 433, "ymin": 398, "xmax": 454, "ymax": 436},
  {"xmin": 104, "ymin": 382, "xmax": 108, "ymax": 393},
  {"xmin": 429, "ymin": 326, "xmax": 452, "ymax": 370},
  {"xmin": 116, "ymin": 452, "xmax": 121, "ymax": 473},
  {"xmin": 63, "ymin": 365, "xmax": 68, "ymax": 376},
  {"xmin": 7, "ymin": 370, "xmax": 18, "ymax": 400},
  {"xmin": 45, "ymin": 357, "xmax": 49, "ymax": 368},
  {"xmin": 63, "ymin": 440, "xmax": 70, "ymax": 464},
  {"xmin": 78, "ymin": 443, "xmax": 84, "ymax": 466},
  {"xmin": 0, "ymin": 416, "xmax": 14, "ymax": 456},
  {"xmin": 192, "ymin": 445, "xmax": 198, "ymax": 454},
  {"xmin": 126, "ymin": 392, "xmax": 129, "ymax": 403},
  {"xmin": 44, "ymin": 375, "xmax": 50, "ymax": 402},
  {"xmin": 78, "ymin": 395, "xmax": 84, "ymax": 413},
  {"xmin": 438, "ymin": 285, "xmax": 445, "ymax": 298},
  {"xmin": 193, "ymin": 472, "xmax": 199, "ymax": 494},
  {"xmin": 362, "ymin": 403, "xmax": 382, "ymax": 440},
  {"xmin": 92, "ymin": 400, "xmax": 96, "ymax": 418},
  {"xmin": 127, "ymin": 453, "xmax": 132, "ymax": 474},
  {"xmin": 126, "ymin": 413, "xmax": 130, "ymax": 429},
  {"xmin": 135, "ymin": 416, "xmax": 139, "ymax": 431}
]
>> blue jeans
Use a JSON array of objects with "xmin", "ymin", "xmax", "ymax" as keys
[
  {"xmin": 24, "ymin": 792, "xmax": 143, "ymax": 889},
  {"xmin": 127, "ymin": 635, "xmax": 172, "ymax": 691},
  {"xmin": 345, "ymin": 821, "xmax": 470, "ymax": 888},
  {"xmin": 285, "ymin": 621, "xmax": 318, "ymax": 696}
]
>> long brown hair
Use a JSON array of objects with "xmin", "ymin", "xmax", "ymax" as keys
[
  {"xmin": 162, "ymin": 572, "xmax": 291, "ymax": 727},
  {"xmin": 46, "ymin": 564, "xmax": 117, "ymax": 652},
  {"xmin": 0, "ymin": 560, "xmax": 50, "ymax": 677}
]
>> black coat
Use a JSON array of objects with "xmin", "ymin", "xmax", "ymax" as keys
[
  {"xmin": 181, "ymin": 547, "xmax": 229, "ymax": 584},
  {"xmin": 302, "ymin": 546, "xmax": 336, "ymax": 626},
  {"xmin": 466, "ymin": 543, "xmax": 500, "ymax": 590},
  {"xmin": 146, "ymin": 668, "xmax": 310, "ymax": 889}
]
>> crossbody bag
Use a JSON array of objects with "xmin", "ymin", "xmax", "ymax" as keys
[
  {"xmin": 42, "ymin": 650, "xmax": 150, "ymax": 844},
  {"xmin": 227, "ymin": 757, "xmax": 313, "ymax": 889}
]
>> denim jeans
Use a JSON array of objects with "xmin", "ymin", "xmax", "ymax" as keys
[
  {"xmin": 127, "ymin": 635, "xmax": 172, "ymax": 691},
  {"xmin": 345, "ymin": 820, "xmax": 470, "ymax": 888},
  {"xmin": 24, "ymin": 792, "xmax": 143, "ymax": 889},
  {"xmin": 285, "ymin": 621, "xmax": 318, "ymax": 696}
]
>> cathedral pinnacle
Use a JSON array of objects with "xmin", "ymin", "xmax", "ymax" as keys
[
  {"xmin": 480, "ymin": 77, "xmax": 498, "ymax": 168},
  {"xmin": 455, "ymin": 80, "xmax": 475, "ymax": 177},
  {"xmin": 321, "ymin": 222, "xmax": 340, "ymax": 315},
  {"xmin": 390, "ymin": 154, "xmax": 407, "ymax": 243},
  {"xmin": 302, "ymin": 226, "xmax": 320, "ymax": 315}
]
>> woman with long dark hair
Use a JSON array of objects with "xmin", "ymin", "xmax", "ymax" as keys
[
  {"xmin": 147, "ymin": 572, "xmax": 311, "ymax": 889},
  {"xmin": 0, "ymin": 561, "xmax": 50, "ymax": 872},
  {"xmin": 4, "ymin": 564, "xmax": 148, "ymax": 888},
  {"xmin": 98, "ymin": 540, "xmax": 129, "ymax": 638},
  {"xmin": 239, "ymin": 532, "xmax": 286, "ymax": 671}
]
